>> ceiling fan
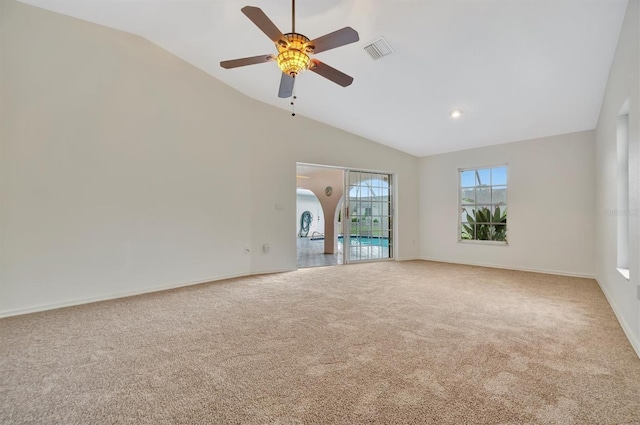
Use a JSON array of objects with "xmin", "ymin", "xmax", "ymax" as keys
[{"xmin": 220, "ymin": 0, "xmax": 360, "ymax": 99}]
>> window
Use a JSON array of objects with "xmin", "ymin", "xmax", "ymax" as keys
[
  {"xmin": 459, "ymin": 165, "xmax": 508, "ymax": 243},
  {"xmin": 616, "ymin": 111, "xmax": 629, "ymax": 279}
]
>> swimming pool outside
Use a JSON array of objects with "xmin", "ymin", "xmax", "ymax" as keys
[{"xmin": 338, "ymin": 235, "xmax": 390, "ymax": 248}]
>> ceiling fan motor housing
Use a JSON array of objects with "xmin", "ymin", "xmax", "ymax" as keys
[{"xmin": 276, "ymin": 33, "xmax": 312, "ymax": 76}]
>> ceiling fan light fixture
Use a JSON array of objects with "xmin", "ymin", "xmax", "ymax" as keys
[
  {"xmin": 220, "ymin": 1, "xmax": 359, "ymax": 98},
  {"xmin": 277, "ymin": 49, "xmax": 310, "ymax": 76}
]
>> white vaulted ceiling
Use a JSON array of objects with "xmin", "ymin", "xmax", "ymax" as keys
[{"xmin": 18, "ymin": 0, "xmax": 628, "ymax": 156}]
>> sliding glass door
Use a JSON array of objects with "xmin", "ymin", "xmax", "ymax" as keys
[{"xmin": 343, "ymin": 170, "xmax": 393, "ymax": 263}]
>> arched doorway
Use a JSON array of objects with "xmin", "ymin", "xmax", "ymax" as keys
[{"xmin": 296, "ymin": 164, "xmax": 344, "ymax": 268}]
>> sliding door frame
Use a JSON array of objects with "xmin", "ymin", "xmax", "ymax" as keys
[{"xmin": 343, "ymin": 169, "xmax": 394, "ymax": 264}]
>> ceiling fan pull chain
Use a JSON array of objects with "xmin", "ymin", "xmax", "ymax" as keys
[{"xmin": 291, "ymin": 77, "xmax": 297, "ymax": 116}]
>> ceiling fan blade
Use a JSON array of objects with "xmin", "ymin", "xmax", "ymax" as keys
[
  {"xmin": 308, "ymin": 27, "xmax": 359, "ymax": 54},
  {"xmin": 220, "ymin": 54, "xmax": 275, "ymax": 69},
  {"xmin": 241, "ymin": 6, "xmax": 285, "ymax": 43},
  {"xmin": 278, "ymin": 73, "xmax": 295, "ymax": 98},
  {"xmin": 309, "ymin": 60, "xmax": 354, "ymax": 87}
]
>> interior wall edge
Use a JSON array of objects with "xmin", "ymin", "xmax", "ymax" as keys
[{"xmin": 595, "ymin": 277, "xmax": 640, "ymax": 359}]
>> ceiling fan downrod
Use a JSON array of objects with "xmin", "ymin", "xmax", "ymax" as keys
[{"xmin": 290, "ymin": 0, "xmax": 298, "ymax": 117}]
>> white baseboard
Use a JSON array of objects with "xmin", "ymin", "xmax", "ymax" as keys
[
  {"xmin": 0, "ymin": 269, "xmax": 293, "ymax": 319},
  {"xmin": 421, "ymin": 257, "xmax": 639, "ymax": 358},
  {"xmin": 250, "ymin": 268, "xmax": 296, "ymax": 276},
  {"xmin": 420, "ymin": 257, "xmax": 595, "ymax": 279},
  {"xmin": 595, "ymin": 278, "xmax": 640, "ymax": 359}
]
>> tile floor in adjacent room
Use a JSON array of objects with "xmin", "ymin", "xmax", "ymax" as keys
[{"xmin": 296, "ymin": 237, "xmax": 342, "ymax": 268}]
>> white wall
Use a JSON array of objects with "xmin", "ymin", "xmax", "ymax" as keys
[
  {"xmin": 594, "ymin": 0, "xmax": 640, "ymax": 356},
  {"xmin": 419, "ymin": 131, "xmax": 596, "ymax": 277},
  {"xmin": 248, "ymin": 116, "xmax": 420, "ymax": 274},
  {"xmin": 0, "ymin": 1, "xmax": 420, "ymax": 316}
]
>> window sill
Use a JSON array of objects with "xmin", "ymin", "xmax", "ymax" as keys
[
  {"xmin": 616, "ymin": 268, "xmax": 630, "ymax": 280},
  {"xmin": 458, "ymin": 240, "xmax": 508, "ymax": 246}
]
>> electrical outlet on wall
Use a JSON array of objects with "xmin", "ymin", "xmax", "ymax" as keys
[{"xmin": 263, "ymin": 244, "xmax": 270, "ymax": 253}]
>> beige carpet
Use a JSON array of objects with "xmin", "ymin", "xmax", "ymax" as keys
[{"xmin": 1, "ymin": 260, "xmax": 639, "ymax": 424}]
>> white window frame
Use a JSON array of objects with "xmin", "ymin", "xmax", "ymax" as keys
[
  {"xmin": 616, "ymin": 106, "xmax": 630, "ymax": 280},
  {"xmin": 458, "ymin": 164, "xmax": 509, "ymax": 245}
]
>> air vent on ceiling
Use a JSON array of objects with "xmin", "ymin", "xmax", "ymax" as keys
[{"xmin": 364, "ymin": 37, "xmax": 393, "ymax": 60}]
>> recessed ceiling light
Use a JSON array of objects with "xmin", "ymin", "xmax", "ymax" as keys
[
  {"xmin": 296, "ymin": 175, "xmax": 310, "ymax": 179},
  {"xmin": 450, "ymin": 109, "xmax": 463, "ymax": 119}
]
